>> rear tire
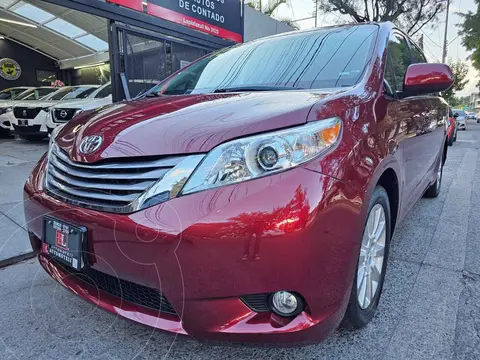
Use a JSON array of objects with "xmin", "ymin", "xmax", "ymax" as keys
[{"xmin": 342, "ymin": 186, "xmax": 391, "ymax": 330}]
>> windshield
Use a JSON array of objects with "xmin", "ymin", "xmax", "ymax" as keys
[
  {"xmin": 152, "ymin": 25, "xmax": 378, "ymax": 96},
  {"xmin": 48, "ymin": 86, "xmax": 95, "ymax": 101},
  {"xmin": 453, "ymin": 110, "xmax": 466, "ymax": 117},
  {"xmin": 0, "ymin": 87, "xmax": 29, "ymax": 100},
  {"xmin": 16, "ymin": 87, "xmax": 57, "ymax": 100}
]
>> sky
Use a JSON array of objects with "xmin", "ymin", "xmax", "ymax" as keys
[{"xmin": 273, "ymin": 0, "xmax": 479, "ymax": 96}]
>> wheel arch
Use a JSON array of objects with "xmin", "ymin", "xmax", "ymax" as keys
[{"xmin": 376, "ymin": 168, "xmax": 400, "ymax": 236}]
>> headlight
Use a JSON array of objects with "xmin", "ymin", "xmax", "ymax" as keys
[{"xmin": 181, "ymin": 118, "xmax": 341, "ymax": 195}]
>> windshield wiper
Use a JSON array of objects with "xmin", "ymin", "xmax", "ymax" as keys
[{"xmin": 213, "ymin": 86, "xmax": 300, "ymax": 93}]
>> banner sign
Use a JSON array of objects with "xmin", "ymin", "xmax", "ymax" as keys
[
  {"xmin": 106, "ymin": 0, "xmax": 143, "ymax": 12},
  {"xmin": 147, "ymin": 0, "xmax": 243, "ymax": 43}
]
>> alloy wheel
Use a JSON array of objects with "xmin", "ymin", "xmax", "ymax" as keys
[{"xmin": 357, "ymin": 204, "xmax": 386, "ymax": 310}]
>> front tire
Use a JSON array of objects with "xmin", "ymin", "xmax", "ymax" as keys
[{"xmin": 342, "ymin": 186, "xmax": 391, "ymax": 329}]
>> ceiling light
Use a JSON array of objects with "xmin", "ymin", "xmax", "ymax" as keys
[
  {"xmin": 74, "ymin": 62, "xmax": 106, "ymax": 70},
  {"xmin": 0, "ymin": 17, "xmax": 37, "ymax": 28}
]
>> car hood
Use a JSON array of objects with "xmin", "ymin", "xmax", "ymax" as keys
[
  {"xmin": 0, "ymin": 100, "xmax": 17, "ymax": 108},
  {"xmin": 53, "ymin": 97, "xmax": 112, "ymax": 111},
  {"xmin": 14, "ymin": 100, "xmax": 61, "ymax": 108},
  {"xmin": 56, "ymin": 90, "xmax": 343, "ymax": 162}
]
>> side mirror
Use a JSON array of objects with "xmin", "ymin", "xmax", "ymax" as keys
[{"xmin": 403, "ymin": 63, "xmax": 454, "ymax": 96}]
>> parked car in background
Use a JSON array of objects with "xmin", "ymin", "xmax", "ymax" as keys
[
  {"xmin": 453, "ymin": 109, "xmax": 467, "ymax": 130},
  {"xmin": 447, "ymin": 108, "xmax": 457, "ymax": 146},
  {"xmin": 24, "ymin": 23, "xmax": 453, "ymax": 344},
  {"xmin": 47, "ymin": 83, "xmax": 112, "ymax": 132},
  {"xmin": 11, "ymin": 85, "xmax": 98, "ymax": 141},
  {"xmin": 467, "ymin": 112, "xmax": 476, "ymax": 120},
  {"xmin": 0, "ymin": 87, "xmax": 58, "ymax": 137}
]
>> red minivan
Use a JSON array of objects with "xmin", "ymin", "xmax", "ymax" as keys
[{"xmin": 24, "ymin": 22, "xmax": 453, "ymax": 344}]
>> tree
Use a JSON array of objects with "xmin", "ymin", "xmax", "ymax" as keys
[
  {"xmin": 246, "ymin": 0, "xmax": 299, "ymax": 29},
  {"xmin": 443, "ymin": 59, "xmax": 469, "ymax": 104},
  {"xmin": 459, "ymin": 1, "xmax": 480, "ymax": 71},
  {"xmin": 315, "ymin": 0, "xmax": 445, "ymax": 36}
]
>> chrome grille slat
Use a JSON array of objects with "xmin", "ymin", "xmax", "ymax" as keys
[
  {"xmin": 54, "ymin": 147, "xmax": 185, "ymax": 170},
  {"xmin": 48, "ymin": 167, "xmax": 152, "ymax": 191},
  {"xmin": 45, "ymin": 145, "xmax": 190, "ymax": 213},
  {"xmin": 47, "ymin": 177, "xmax": 139, "ymax": 203},
  {"xmin": 50, "ymin": 155, "xmax": 169, "ymax": 180}
]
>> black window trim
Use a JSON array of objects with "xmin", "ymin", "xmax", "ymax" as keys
[{"xmin": 384, "ymin": 30, "xmax": 412, "ymax": 99}]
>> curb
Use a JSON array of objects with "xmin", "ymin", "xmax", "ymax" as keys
[{"xmin": 0, "ymin": 251, "xmax": 36, "ymax": 269}]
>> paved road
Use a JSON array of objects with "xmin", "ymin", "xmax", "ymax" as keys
[
  {"xmin": 0, "ymin": 138, "xmax": 48, "ymax": 264},
  {"xmin": 1, "ymin": 123, "xmax": 480, "ymax": 360}
]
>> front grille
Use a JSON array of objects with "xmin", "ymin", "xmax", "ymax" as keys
[
  {"xmin": 240, "ymin": 294, "xmax": 271, "ymax": 312},
  {"xmin": 53, "ymin": 108, "xmax": 77, "ymax": 123},
  {"xmin": 45, "ymin": 145, "xmax": 187, "ymax": 213},
  {"xmin": 14, "ymin": 107, "xmax": 41, "ymax": 119},
  {"xmin": 55, "ymin": 260, "xmax": 177, "ymax": 314}
]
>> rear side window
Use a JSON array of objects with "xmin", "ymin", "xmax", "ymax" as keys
[
  {"xmin": 386, "ymin": 33, "xmax": 411, "ymax": 93},
  {"xmin": 94, "ymin": 84, "xmax": 111, "ymax": 99}
]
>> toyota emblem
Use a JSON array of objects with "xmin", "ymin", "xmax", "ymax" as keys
[
  {"xmin": 60, "ymin": 110, "xmax": 67, "ymax": 118},
  {"xmin": 22, "ymin": 109, "xmax": 27, "ymax": 117},
  {"xmin": 79, "ymin": 135, "xmax": 103, "ymax": 155}
]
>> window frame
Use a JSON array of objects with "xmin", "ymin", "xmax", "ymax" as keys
[
  {"xmin": 384, "ymin": 31, "xmax": 412, "ymax": 99},
  {"xmin": 384, "ymin": 29, "xmax": 429, "ymax": 99}
]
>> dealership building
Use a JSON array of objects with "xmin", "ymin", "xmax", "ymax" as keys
[{"xmin": 0, "ymin": 0, "xmax": 292, "ymax": 101}]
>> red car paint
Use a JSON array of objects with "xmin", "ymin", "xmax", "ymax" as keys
[
  {"xmin": 24, "ymin": 23, "xmax": 452, "ymax": 344},
  {"xmin": 447, "ymin": 109, "xmax": 457, "ymax": 145}
]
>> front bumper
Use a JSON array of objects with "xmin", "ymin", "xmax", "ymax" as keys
[
  {"xmin": 11, "ymin": 111, "xmax": 49, "ymax": 135},
  {"xmin": 0, "ymin": 111, "xmax": 13, "ymax": 130},
  {"xmin": 457, "ymin": 122, "xmax": 466, "ymax": 129},
  {"xmin": 24, "ymin": 156, "xmax": 364, "ymax": 344}
]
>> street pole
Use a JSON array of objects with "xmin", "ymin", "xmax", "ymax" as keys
[
  {"xmin": 442, "ymin": 0, "xmax": 450, "ymax": 63},
  {"xmin": 315, "ymin": 0, "xmax": 318, "ymax": 27}
]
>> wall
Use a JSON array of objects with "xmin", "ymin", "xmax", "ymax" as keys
[
  {"xmin": 243, "ymin": 6, "xmax": 294, "ymax": 42},
  {"xmin": 0, "ymin": 39, "xmax": 59, "ymax": 90},
  {"xmin": 71, "ymin": 64, "xmax": 111, "ymax": 86}
]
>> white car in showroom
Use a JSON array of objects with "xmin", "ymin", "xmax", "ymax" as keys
[
  {"xmin": 11, "ymin": 85, "xmax": 98, "ymax": 140},
  {"xmin": 0, "ymin": 87, "xmax": 58, "ymax": 137},
  {"xmin": 47, "ymin": 83, "xmax": 112, "ymax": 132}
]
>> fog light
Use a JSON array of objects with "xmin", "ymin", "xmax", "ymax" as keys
[{"xmin": 270, "ymin": 291, "xmax": 304, "ymax": 317}]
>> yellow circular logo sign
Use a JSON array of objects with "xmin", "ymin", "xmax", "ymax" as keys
[{"xmin": 0, "ymin": 58, "xmax": 21, "ymax": 81}]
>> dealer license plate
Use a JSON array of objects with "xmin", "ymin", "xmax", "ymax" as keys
[{"xmin": 43, "ymin": 217, "xmax": 87, "ymax": 270}]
